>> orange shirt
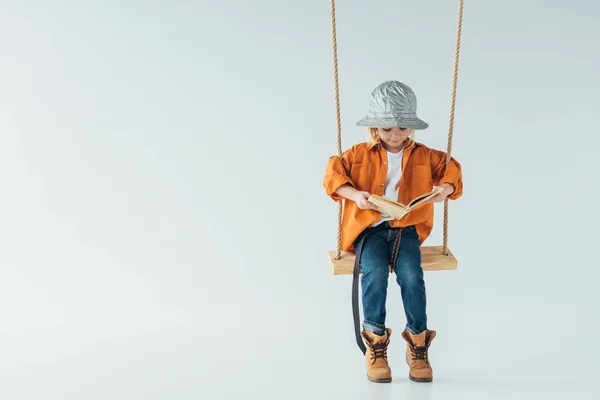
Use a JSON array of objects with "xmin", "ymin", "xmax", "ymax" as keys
[{"xmin": 322, "ymin": 138, "xmax": 463, "ymax": 250}]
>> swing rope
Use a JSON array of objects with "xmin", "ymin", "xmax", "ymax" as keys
[
  {"xmin": 329, "ymin": 0, "xmax": 465, "ymax": 260},
  {"xmin": 443, "ymin": 0, "xmax": 464, "ymax": 255},
  {"xmin": 329, "ymin": 0, "xmax": 344, "ymax": 260}
]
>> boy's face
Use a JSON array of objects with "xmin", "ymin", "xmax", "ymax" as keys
[{"xmin": 377, "ymin": 126, "xmax": 411, "ymax": 148}]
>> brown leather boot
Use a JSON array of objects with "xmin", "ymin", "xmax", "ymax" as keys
[
  {"xmin": 401, "ymin": 329, "xmax": 436, "ymax": 382},
  {"xmin": 361, "ymin": 328, "xmax": 392, "ymax": 383}
]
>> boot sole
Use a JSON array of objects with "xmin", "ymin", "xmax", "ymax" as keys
[
  {"xmin": 366, "ymin": 374, "xmax": 392, "ymax": 383},
  {"xmin": 409, "ymin": 375, "xmax": 432, "ymax": 383},
  {"xmin": 405, "ymin": 355, "xmax": 433, "ymax": 383}
]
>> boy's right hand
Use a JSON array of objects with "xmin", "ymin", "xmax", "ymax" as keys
[{"xmin": 352, "ymin": 191, "xmax": 379, "ymax": 210}]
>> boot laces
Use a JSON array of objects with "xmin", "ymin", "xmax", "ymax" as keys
[
  {"xmin": 410, "ymin": 344, "xmax": 428, "ymax": 362},
  {"xmin": 368, "ymin": 341, "xmax": 389, "ymax": 363}
]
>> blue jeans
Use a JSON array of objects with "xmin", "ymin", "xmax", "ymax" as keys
[{"xmin": 354, "ymin": 223, "xmax": 427, "ymax": 336}]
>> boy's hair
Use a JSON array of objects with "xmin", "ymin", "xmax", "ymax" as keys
[{"xmin": 367, "ymin": 127, "xmax": 416, "ymax": 148}]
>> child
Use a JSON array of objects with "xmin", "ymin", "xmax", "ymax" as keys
[{"xmin": 322, "ymin": 81, "xmax": 463, "ymax": 383}]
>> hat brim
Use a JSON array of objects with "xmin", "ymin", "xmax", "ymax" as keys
[{"xmin": 356, "ymin": 116, "xmax": 429, "ymax": 130}]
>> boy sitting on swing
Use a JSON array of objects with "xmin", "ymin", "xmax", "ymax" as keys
[{"xmin": 322, "ymin": 81, "xmax": 463, "ymax": 383}]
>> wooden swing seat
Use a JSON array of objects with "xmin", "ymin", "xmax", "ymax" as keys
[{"xmin": 328, "ymin": 246, "xmax": 457, "ymax": 275}]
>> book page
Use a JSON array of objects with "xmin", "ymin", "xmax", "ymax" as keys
[
  {"xmin": 368, "ymin": 195, "xmax": 407, "ymax": 209},
  {"xmin": 367, "ymin": 195, "xmax": 409, "ymax": 220},
  {"xmin": 408, "ymin": 186, "xmax": 444, "ymax": 208}
]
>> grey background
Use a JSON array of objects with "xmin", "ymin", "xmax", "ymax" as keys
[{"xmin": 1, "ymin": 0, "xmax": 599, "ymax": 399}]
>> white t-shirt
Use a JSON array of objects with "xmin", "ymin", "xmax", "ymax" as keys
[{"xmin": 372, "ymin": 150, "xmax": 403, "ymax": 226}]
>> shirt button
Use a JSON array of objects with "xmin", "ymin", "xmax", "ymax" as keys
[{"xmin": 380, "ymin": 184, "xmax": 384, "ymax": 187}]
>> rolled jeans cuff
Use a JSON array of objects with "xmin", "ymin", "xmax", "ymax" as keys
[{"xmin": 363, "ymin": 320, "xmax": 386, "ymax": 336}]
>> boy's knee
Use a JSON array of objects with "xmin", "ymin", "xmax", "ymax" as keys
[
  {"xmin": 395, "ymin": 259, "xmax": 424, "ymax": 286},
  {"xmin": 361, "ymin": 262, "xmax": 390, "ymax": 278}
]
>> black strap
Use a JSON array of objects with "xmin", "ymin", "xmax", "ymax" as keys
[{"xmin": 352, "ymin": 230, "xmax": 369, "ymax": 355}]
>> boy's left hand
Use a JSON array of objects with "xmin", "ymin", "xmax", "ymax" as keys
[{"xmin": 429, "ymin": 183, "xmax": 455, "ymax": 202}]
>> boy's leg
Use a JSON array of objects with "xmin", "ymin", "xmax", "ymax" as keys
[
  {"xmin": 392, "ymin": 226, "xmax": 436, "ymax": 383},
  {"xmin": 356, "ymin": 230, "xmax": 393, "ymax": 383},
  {"xmin": 391, "ymin": 226, "xmax": 427, "ymax": 334},
  {"xmin": 358, "ymin": 231, "xmax": 391, "ymax": 336}
]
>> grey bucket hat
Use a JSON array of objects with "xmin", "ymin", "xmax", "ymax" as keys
[{"xmin": 356, "ymin": 81, "xmax": 429, "ymax": 129}]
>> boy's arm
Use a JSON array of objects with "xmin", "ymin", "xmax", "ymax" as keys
[
  {"xmin": 323, "ymin": 147, "xmax": 357, "ymax": 202},
  {"xmin": 430, "ymin": 149, "xmax": 463, "ymax": 200},
  {"xmin": 334, "ymin": 183, "xmax": 359, "ymax": 201}
]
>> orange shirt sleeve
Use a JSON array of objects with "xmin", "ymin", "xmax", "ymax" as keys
[
  {"xmin": 430, "ymin": 149, "xmax": 463, "ymax": 200},
  {"xmin": 323, "ymin": 147, "xmax": 356, "ymax": 202}
]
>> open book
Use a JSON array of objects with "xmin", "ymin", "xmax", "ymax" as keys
[{"xmin": 367, "ymin": 186, "xmax": 444, "ymax": 220}]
